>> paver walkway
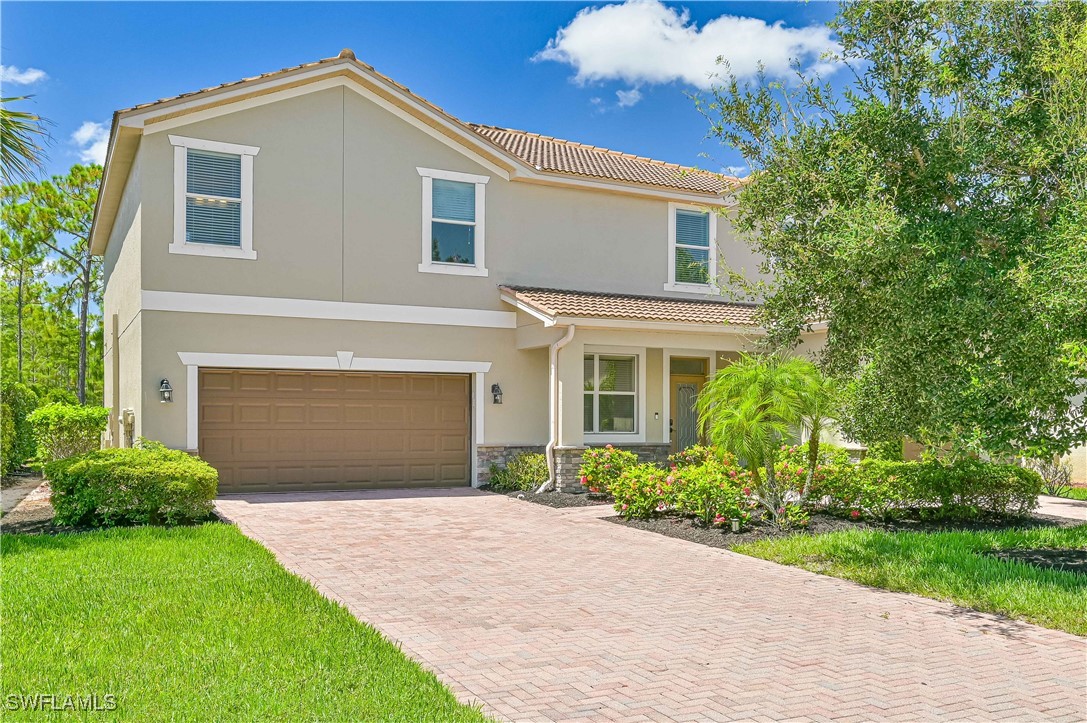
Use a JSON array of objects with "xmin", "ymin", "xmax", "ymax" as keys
[{"xmin": 217, "ymin": 490, "xmax": 1086, "ymax": 722}]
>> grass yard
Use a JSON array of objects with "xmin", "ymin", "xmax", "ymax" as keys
[
  {"xmin": 1054, "ymin": 487, "xmax": 1087, "ymax": 501},
  {"xmin": 735, "ymin": 525, "xmax": 1087, "ymax": 636},
  {"xmin": 2, "ymin": 524, "xmax": 486, "ymax": 721}
]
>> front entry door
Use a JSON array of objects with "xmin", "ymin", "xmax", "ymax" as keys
[{"xmin": 670, "ymin": 372, "xmax": 706, "ymax": 454}]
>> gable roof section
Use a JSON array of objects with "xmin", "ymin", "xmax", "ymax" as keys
[
  {"xmin": 470, "ymin": 125, "xmax": 728, "ymax": 195},
  {"xmin": 91, "ymin": 49, "xmax": 736, "ymax": 255},
  {"xmin": 500, "ymin": 286, "xmax": 760, "ymax": 328}
]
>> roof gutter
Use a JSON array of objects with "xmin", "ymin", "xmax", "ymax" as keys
[{"xmin": 539, "ymin": 324, "xmax": 576, "ymax": 494}]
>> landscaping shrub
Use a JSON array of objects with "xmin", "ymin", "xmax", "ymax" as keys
[
  {"xmin": 1022, "ymin": 456, "xmax": 1074, "ymax": 497},
  {"xmin": 579, "ymin": 444, "xmax": 640, "ymax": 494},
  {"xmin": 866, "ymin": 440, "xmax": 905, "ymax": 461},
  {"xmin": 1, "ymin": 403, "xmax": 14, "ymax": 475},
  {"xmin": 672, "ymin": 459, "xmax": 750, "ymax": 526},
  {"xmin": 27, "ymin": 402, "xmax": 108, "ymax": 466},
  {"xmin": 0, "ymin": 382, "xmax": 40, "ymax": 473},
  {"xmin": 610, "ymin": 463, "xmax": 671, "ymax": 519},
  {"xmin": 45, "ymin": 444, "xmax": 218, "ymax": 527},
  {"xmin": 816, "ymin": 458, "xmax": 1042, "ymax": 520},
  {"xmin": 488, "ymin": 452, "xmax": 548, "ymax": 492},
  {"xmin": 667, "ymin": 445, "xmax": 735, "ymax": 469}
]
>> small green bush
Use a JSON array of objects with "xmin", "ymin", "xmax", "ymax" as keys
[
  {"xmin": 27, "ymin": 403, "xmax": 109, "ymax": 466},
  {"xmin": 46, "ymin": 444, "xmax": 218, "ymax": 527},
  {"xmin": 672, "ymin": 459, "xmax": 749, "ymax": 525},
  {"xmin": 610, "ymin": 463, "xmax": 671, "ymax": 519},
  {"xmin": 488, "ymin": 452, "xmax": 548, "ymax": 492},
  {"xmin": 0, "ymin": 382, "xmax": 40, "ymax": 473},
  {"xmin": 1, "ymin": 403, "xmax": 15, "ymax": 475},
  {"xmin": 815, "ymin": 458, "xmax": 1042, "ymax": 520},
  {"xmin": 579, "ymin": 445, "xmax": 640, "ymax": 493}
]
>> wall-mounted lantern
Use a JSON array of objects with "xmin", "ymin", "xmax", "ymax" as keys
[
  {"xmin": 490, "ymin": 383, "xmax": 503, "ymax": 405},
  {"xmin": 159, "ymin": 378, "xmax": 174, "ymax": 403}
]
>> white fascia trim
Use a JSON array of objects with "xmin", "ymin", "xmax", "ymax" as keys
[
  {"xmin": 418, "ymin": 167, "xmax": 488, "ymax": 277},
  {"xmin": 169, "ymin": 135, "xmax": 259, "ymax": 261},
  {"xmin": 416, "ymin": 167, "xmax": 490, "ymax": 185},
  {"xmin": 583, "ymin": 344, "xmax": 648, "ymax": 444},
  {"xmin": 666, "ymin": 202, "xmax": 718, "ymax": 291},
  {"xmin": 499, "ymin": 293, "xmax": 556, "ymax": 327},
  {"xmin": 185, "ymin": 364, "xmax": 199, "ymax": 450},
  {"xmin": 168, "ymin": 134, "xmax": 261, "ymax": 156},
  {"xmin": 142, "ymin": 290, "xmax": 516, "ymax": 329},
  {"xmin": 552, "ymin": 315, "xmax": 764, "ymax": 336},
  {"xmin": 177, "ymin": 351, "xmax": 492, "ymax": 374}
]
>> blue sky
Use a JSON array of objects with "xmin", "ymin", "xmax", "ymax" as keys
[{"xmin": 3, "ymin": 1, "xmax": 840, "ymax": 180}]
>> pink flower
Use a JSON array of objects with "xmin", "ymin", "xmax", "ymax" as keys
[
  {"xmin": 743, "ymin": 487, "xmax": 751, "ymax": 496},
  {"xmin": 605, "ymin": 444, "xmax": 614, "ymax": 449},
  {"xmin": 850, "ymin": 510, "xmax": 861, "ymax": 519},
  {"xmin": 580, "ymin": 476, "xmax": 588, "ymax": 484},
  {"xmin": 656, "ymin": 503, "xmax": 667, "ymax": 512},
  {"xmin": 621, "ymin": 504, "xmax": 629, "ymax": 510},
  {"xmin": 777, "ymin": 507, "xmax": 786, "ymax": 515},
  {"xmin": 797, "ymin": 468, "xmax": 805, "ymax": 475},
  {"xmin": 665, "ymin": 476, "xmax": 675, "ymax": 485}
]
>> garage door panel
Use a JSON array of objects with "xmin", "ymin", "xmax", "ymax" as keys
[{"xmin": 200, "ymin": 369, "xmax": 471, "ymax": 493}]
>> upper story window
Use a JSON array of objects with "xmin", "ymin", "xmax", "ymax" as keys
[
  {"xmin": 417, "ymin": 167, "xmax": 489, "ymax": 277},
  {"xmin": 664, "ymin": 203, "xmax": 716, "ymax": 292},
  {"xmin": 169, "ymin": 135, "xmax": 260, "ymax": 260}
]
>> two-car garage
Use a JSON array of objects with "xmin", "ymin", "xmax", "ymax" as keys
[{"xmin": 197, "ymin": 369, "xmax": 472, "ymax": 493}]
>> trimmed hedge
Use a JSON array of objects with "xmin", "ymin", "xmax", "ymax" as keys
[
  {"xmin": 28, "ymin": 402, "xmax": 109, "ymax": 466},
  {"xmin": 579, "ymin": 445, "xmax": 639, "ymax": 494},
  {"xmin": 814, "ymin": 458, "xmax": 1042, "ymax": 520},
  {"xmin": 1, "ymin": 382, "xmax": 39, "ymax": 473},
  {"xmin": 488, "ymin": 452, "xmax": 548, "ymax": 492},
  {"xmin": 46, "ymin": 444, "xmax": 218, "ymax": 527}
]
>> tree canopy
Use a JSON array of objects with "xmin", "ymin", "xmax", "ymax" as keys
[{"xmin": 700, "ymin": 0, "xmax": 1087, "ymax": 459}]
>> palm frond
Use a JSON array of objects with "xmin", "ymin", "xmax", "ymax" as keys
[{"xmin": 1, "ymin": 96, "xmax": 50, "ymax": 183}]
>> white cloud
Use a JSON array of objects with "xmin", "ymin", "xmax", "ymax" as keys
[
  {"xmin": 71, "ymin": 121, "xmax": 109, "ymax": 165},
  {"xmin": 1, "ymin": 65, "xmax": 48, "ymax": 85},
  {"xmin": 724, "ymin": 164, "xmax": 749, "ymax": 177},
  {"xmin": 615, "ymin": 88, "xmax": 643, "ymax": 107},
  {"xmin": 535, "ymin": 0, "xmax": 839, "ymax": 88}
]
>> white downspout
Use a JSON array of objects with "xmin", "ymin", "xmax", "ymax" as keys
[{"xmin": 539, "ymin": 324, "xmax": 576, "ymax": 493}]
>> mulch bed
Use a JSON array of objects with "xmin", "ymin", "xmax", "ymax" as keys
[
  {"xmin": 985, "ymin": 549, "xmax": 1087, "ymax": 576},
  {"xmin": 605, "ymin": 510, "xmax": 1082, "ymax": 551},
  {"xmin": 484, "ymin": 487, "xmax": 612, "ymax": 508}
]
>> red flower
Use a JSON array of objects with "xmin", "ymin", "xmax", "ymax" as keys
[
  {"xmin": 742, "ymin": 487, "xmax": 751, "ymax": 496},
  {"xmin": 850, "ymin": 510, "xmax": 861, "ymax": 519}
]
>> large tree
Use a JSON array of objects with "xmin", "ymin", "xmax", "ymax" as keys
[
  {"xmin": 2, "ymin": 165, "xmax": 102, "ymax": 403},
  {"xmin": 700, "ymin": 0, "xmax": 1087, "ymax": 459}
]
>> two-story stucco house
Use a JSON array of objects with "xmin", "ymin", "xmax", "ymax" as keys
[{"xmin": 91, "ymin": 49, "xmax": 818, "ymax": 493}]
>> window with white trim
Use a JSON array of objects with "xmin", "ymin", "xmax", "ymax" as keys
[
  {"xmin": 665, "ymin": 203, "xmax": 716, "ymax": 291},
  {"xmin": 584, "ymin": 354, "xmax": 638, "ymax": 434},
  {"xmin": 417, "ymin": 167, "xmax": 488, "ymax": 276},
  {"xmin": 169, "ymin": 135, "xmax": 259, "ymax": 260}
]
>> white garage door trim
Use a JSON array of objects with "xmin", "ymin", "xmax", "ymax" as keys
[{"xmin": 177, "ymin": 351, "xmax": 492, "ymax": 487}]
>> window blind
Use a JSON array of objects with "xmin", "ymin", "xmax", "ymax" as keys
[
  {"xmin": 675, "ymin": 210, "xmax": 709, "ymax": 247},
  {"xmin": 186, "ymin": 149, "xmax": 242, "ymax": 247},
  {"xmin": 187, "ymin": 149, "xmax": 241, "ymax": 198},
  {"xmin": 432, "ymin": 179, "xmax": 475, "ymax": 222}
]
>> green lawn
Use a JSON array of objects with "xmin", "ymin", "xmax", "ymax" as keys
[
  {"xmin": 735, "ymin": 525, "xmax": 1087, "ymax": 636},
  {"xmin": 1053, "ymin": 487, "xmax": 1087, "ymax": 501},
  {"xmin": 2, "ymin": 524, "xmax": 486, "ymax": 721}
]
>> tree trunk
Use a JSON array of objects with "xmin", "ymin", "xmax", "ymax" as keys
[
  {"xmin": 76, "ymin": 258, "xmax": 90, "ymax": 405},
  {"xmin": 16, "ymin": 265, "xmax": 25, "ymax": 382}
]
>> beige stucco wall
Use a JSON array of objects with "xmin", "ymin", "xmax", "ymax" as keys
[
  {"xmin": 136, "ymin": 84, "xmax": 764, "ymax": 311},
  {"xmin": 1065, "ymin": 444, "xmax": 1087, "ymax": 485},
  {"xmin": 101, "ymin": 148, "xmax": 144, "ymax": 444}
]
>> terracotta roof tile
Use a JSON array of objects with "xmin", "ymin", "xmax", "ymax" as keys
[
  {"xmin": 470, "ymin": 125, "xmax": 732, "ymax": 195},
  {"xmin": 500, "ymin": 286, "xmax": 759, "ymax": 327}
]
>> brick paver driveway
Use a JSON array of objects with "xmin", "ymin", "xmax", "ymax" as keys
[{"xmin": 217, "ymin": 490, "xmax": 1086, "ymax": 722}]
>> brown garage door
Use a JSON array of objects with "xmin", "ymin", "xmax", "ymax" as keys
[{"xmin": 199, "ymin": 369, "xmax": 470, "ymax": 493}]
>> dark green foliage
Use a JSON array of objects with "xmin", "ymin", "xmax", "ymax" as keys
[
  {"xmin": 45, "ymin": 445, "xmax": 218, "ymax": 527},
  {"xmin": 0, "ymin": 381, "xmax": 38, "ymax": 473},
  {"xmin": 814, "ymin": 458, "xmax": 1043, "ymax": 521},
  {"xmin": 488, "ymin": 452, "xmax": 549, "ymax": 492}
]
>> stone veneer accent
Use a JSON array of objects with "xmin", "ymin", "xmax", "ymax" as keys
[
  {"xmin": 476, "ymin": 445, "xmax": 545, "ymax": 485},
  {"xmin": 554, "ymin": 444, "xmax": 671, "ymax": 493},
  {"xmin": 477, "ymin": 444, "xmax": 671, "ymax": 490}
]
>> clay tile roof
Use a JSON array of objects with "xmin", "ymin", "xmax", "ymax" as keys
[
  {"xmin": 470, "ymin": 124, "xmax": 734, "ymax": 196},
  {"xmin": 500, "ymin": 286, "xmax": 760, "ymax": 327}
]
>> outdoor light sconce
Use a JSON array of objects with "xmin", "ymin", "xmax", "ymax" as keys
[
  {"xmin": 491, "ymin": 383, "xmax": 503, "ymax": 404},
  {"xmin": 159, "ymin": 378, "xmax": 173, "ymax": 403}
]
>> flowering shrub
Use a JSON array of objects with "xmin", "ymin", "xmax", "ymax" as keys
[
  {"xmin": 673, "ymin": 460, "xmax": 747, "ymax": 525},
  {"xmin": 579, "ymin": 444, "xmax": 639, "ymax": 494},
  {"xmin": 610, "ymin": 463, "xmax": 670, "ymax": 519},
  {"xmin": 667, "ymin": 445, "xmax": 735, "ymax": 469}
]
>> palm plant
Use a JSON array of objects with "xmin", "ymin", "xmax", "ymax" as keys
[
  {"xmin": 696, "ymin": 353, "xmax": 837, "ymax": 522},
  {"xmin": 1, "ymin": 96, "xmax": 49, "ymax": 183}
]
